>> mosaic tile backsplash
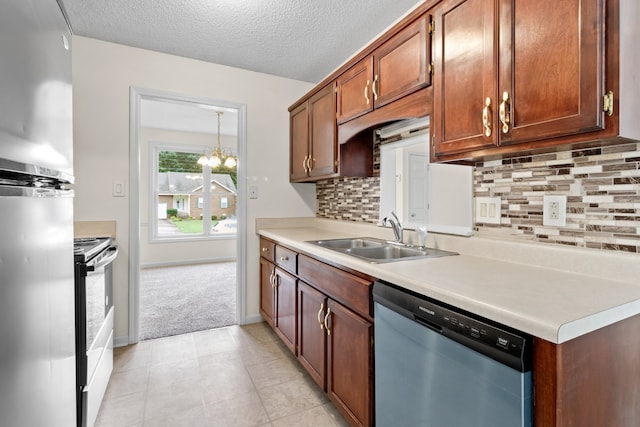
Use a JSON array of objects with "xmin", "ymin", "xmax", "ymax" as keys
[{"xmin": 316, "ymin": 142, "xmax": 640, "ymax": 254}]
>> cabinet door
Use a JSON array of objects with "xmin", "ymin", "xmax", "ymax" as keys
[
  {"xmin": 497, "ymin": 0, "xmax": 605, "ymax": 145},
  {"xmin": 274, "ymin": 267, "xmax": 297, "ymax": 354},
  {"xmin": 326, "ymin": 299, "xmax": 373, "ymax": 427},
  {"xmin": 336, "ymin": 57, "xmax": 374, "ymax": 124},
  {"xmin": 290, "ymin": 102, "xmax": 309, "ymax": 181},
  {"xmin": 297, "ymin": 282, "xmax": 327, "ymax": 390},
  {"xmin": 308, "ymin": 83, "xmax": 338, "ymax": 178},
  {"xmin": 433, "ymin": 0, "xmax": 498, "ymax": 156},
  {"xmin": 374, "ymin": 15, "xmax": 430, "ymax": 109},
  {"xmin": 259, "ymin": 258, "xmax": 275, "ymax": 328}
]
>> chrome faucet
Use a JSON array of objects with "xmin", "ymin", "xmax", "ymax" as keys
[{"xmin": 383, "ymin": 211, "xmax": 403, "ymax": 244}]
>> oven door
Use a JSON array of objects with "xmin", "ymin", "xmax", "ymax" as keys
[
  {"xmin": 75, "ymin": 244, "xmax": 118, "ymax": 427},
  {"xmin": 84, "ymin": 246, "xmax": 117, "ymax": 381}
]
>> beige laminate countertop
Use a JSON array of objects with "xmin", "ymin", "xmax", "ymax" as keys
[{"xmin": 257, "ymin": 218, "xmax": 640, "ymax": 344}]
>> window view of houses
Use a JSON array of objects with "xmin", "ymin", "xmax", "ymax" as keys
[{"xmin": 156, "ymin": 150, "xmax": 237, "ymax": 237}]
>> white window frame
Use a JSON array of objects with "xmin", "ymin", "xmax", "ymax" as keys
[
  {"xmin": 220, "ymin": 196, "xmax": 229, "ymax": 209},
  {"xmin": 149, "ymin": 143, "xmax": 218, "ymax": 241}
]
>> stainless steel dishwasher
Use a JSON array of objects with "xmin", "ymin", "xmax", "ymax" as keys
[{"xmin": 373, "ymin": 280, "xmax": 533, "ymax": 427}]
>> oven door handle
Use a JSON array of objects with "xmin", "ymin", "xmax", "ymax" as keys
[{"xmin": 86, "ymin": 245, "xmax": 119, "ymax": 272}]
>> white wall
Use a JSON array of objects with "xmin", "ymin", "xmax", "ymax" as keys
[
  {"xmin": 139, "ymin": 127, "xmax": 237, "ymax": 267},
  {"xmin": 72, "ymin": 36, "xmax": 316, "ymax": 342}
]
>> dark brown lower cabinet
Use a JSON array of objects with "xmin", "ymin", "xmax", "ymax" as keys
[
  {"xmin": 259, "ymin": 257, "xmax": 275, "ymax": 327},
  {"xmin": 297, "ymin": 281, "xmax": 373, "ymax": 427},
  {"xmin": 273, "ymin": 267, "xmax": 297, "ymax": 354},
  {"xmin": 326, "ymin": 299, "xmax": 373, "ymax": 427},
  {"xmin": 297, "ymin": 282, "xmax": 327, "ymax": 388},
  {"xmin": 261, "ymin": 241, "xmax": 374, "ymax": 427},
  {"xmin": 533, "ymin": 313, "xmax": 640, "ymax": 427},
  {"xmin": 259, "ymin": 257, "xmax": 297, "ymax": 354}
]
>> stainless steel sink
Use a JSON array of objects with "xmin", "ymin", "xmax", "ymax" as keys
[
  {"xmin": 307, "ymin": 237, "xmax": 458, "ymax": 263},
  {"xmin": 311, "ymin": 237, "xmax": 386, "ymax": 249}
]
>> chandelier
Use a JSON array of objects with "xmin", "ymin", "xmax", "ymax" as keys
[{"xmin": 197, "ymin": 111, "xmax": 237, "ymax": 168}]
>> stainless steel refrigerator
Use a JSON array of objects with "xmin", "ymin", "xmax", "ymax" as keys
[{"xmin": 0, "ymin": 1, "xmax": 76, "ymax": 426}]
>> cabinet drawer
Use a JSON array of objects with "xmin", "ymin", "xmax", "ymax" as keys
[
  {"xmin": 298, "ymin": 254, "xmax": 372, "ymax": 319},
  {"xmin": 275, "ymin": 245, "xmax": 297, "ymax": 274},
  {"xmin": 260, "ymin": 238, "xmax": 275, "ymax": 262}
]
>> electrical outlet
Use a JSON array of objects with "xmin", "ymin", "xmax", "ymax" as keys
[
  {"xmin": 476, "ymin": 197, "xmax": 501, "ymax": 224},
  {"xmin": 543, "ymin": 195, "xmax": 567, "ymax": 226}
]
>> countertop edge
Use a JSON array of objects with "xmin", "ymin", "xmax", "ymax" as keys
[{"xmin": 257, "ymin": 221, "xmax": 640, "ymax": 344}]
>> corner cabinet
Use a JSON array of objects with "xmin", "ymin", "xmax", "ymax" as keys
[
  {"xmin": 290, "ymin": 83, "xmax": 338, "ymax": 182},
  {"xmin": 432, "ymin": 0, "xmax": 607, "ymax": 159},
  {"xmin": 259, "ymin": 238, "xmax": 375, "ymax": 427},
  {"xmin": 336, "ymin": 15, "xmax": 431, "ymax": 124}
]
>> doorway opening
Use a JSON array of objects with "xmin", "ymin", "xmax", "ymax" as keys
[{"xmin": 129, "ymin": 87, "xmax": 247, "ymax": 343}]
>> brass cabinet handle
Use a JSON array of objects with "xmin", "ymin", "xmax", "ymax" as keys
[
  {"xmin": 280, "ymin": 256, "xmax": 288, "ymax": 261},
  {"xmin": 499, "ymin": 91, "xmax": 510, "ymax": 134},
  {"xmin": 261, "ymin": 247, "xmax": 268, "ymax": 252},
  {"xmin": 482, "ymin": 97, "xmax": 492, "ymax": 137},
  {"xmin": 372, "ymin": 75, "xmax": 379, "ymax": 101},
  {"xmin": 317, "ymin": 303, "xmax": 325, "ymax": 330},
  {"xmin": 323, "ymin": 308, "xmax": 332, "ymax": 335},
  {"xmin": 269, "ymin": 269, "xmax": 276, "ymax": 288},
  {"xmin": 302, "ymin": 155, "xmax": 309, "ymax": 173},
  {"xmin": 306, "ymin": 156, "xmax": 313, "ymax": 172},
  {"xmin": 364, "ymin": 80, "xmax": 370, "ymax": 105}
]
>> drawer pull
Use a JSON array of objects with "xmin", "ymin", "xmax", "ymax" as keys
[
  {"xmin": 280, "ymin": 256, "xmax": 289, "ymax": 261},
  {"xmin": 317, "ymin": 303, "xmax": 325, "ymax": 330},
  {"xmin": 262, "ymin": 247, "xmax": 268, "ymax": 252}
]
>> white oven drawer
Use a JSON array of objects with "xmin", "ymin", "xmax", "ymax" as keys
[{"xmin": 84, "ymin": 309, "xmax": 114, "ymax": 427}]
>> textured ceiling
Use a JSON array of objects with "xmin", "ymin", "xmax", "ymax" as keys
[{"xmin": 58, "ymin": 0, "xmax": 423, "ymax": 83}]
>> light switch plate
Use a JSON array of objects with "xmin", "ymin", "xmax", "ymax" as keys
[
  {"xmin": 112, "ymin": 180, "xmax": 125, "ymax": 197},
  {"xmin": 248, "ymin": 185, "xmax": 258, "ymax": 199},
  {"xmin": 475, "ymin": 197, "xmax": 501, "ymax": 224}
]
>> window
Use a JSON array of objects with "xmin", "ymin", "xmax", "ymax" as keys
[{"xmin": 150, "ymin": 142, "xmax": 238, "ymax": 241}]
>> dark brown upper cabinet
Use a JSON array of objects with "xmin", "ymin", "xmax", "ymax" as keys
[
  {"xmin": 336, "ymin": 15, "xmax": 431, "ymax": 125},
  {"xmin": 290, "ymin": 83, "xmax": 339, "ymax": 182},
  {"xmin": 432, "ymin": 0, "xmax": 609, "ymax": 160}
]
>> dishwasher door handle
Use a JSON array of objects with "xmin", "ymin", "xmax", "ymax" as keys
[{"xmin": 414, "ymin": 315, "xmax": 443, "ymax": 333}]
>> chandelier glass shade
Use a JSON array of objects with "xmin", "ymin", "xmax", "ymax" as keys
[{"xmin": 197, "ymin": 111, "xmax": 237, "ymax": 168}]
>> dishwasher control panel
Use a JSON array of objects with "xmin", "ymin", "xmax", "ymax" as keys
[{"xmin": 373, "ymin": 280, "xmax": 532, "ymax": 372}]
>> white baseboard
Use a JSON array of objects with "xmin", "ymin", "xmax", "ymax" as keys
[
  {"xmin": 114, "ymin": 336, "xmax": 130, "ymax": 348},
  {"xmin": 243, "ymin": 313, "xmax": 264, "ymax": 325},
  {"xmin": 140, "ymin": 257, "xmax": 236, "ymax": 269}
]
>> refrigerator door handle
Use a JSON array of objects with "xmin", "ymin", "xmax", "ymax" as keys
[{"xmin": 0, "ymin": 185, "xmax": 73, "ymax": 198}]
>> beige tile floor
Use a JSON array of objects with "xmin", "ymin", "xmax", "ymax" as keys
[{"xmin": 96, "ymin": 323, "xmax": 350, "ymax": 427}]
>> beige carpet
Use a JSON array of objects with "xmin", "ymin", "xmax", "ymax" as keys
[{"xmin": 139, "ymin": 262, "xmax": 237, "ymax": 340}]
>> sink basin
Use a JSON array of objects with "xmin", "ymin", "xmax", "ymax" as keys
[
  {"xmin": 307, "ymin": 237, "xmax": 458, "ymax": 263},
  {"xmin": 346, "ymin": 245, "xmax": 456, "ymax": 263},
  {"xmin": 311, "ymin": 237, "xmax": 386, "ymax": 249}
]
